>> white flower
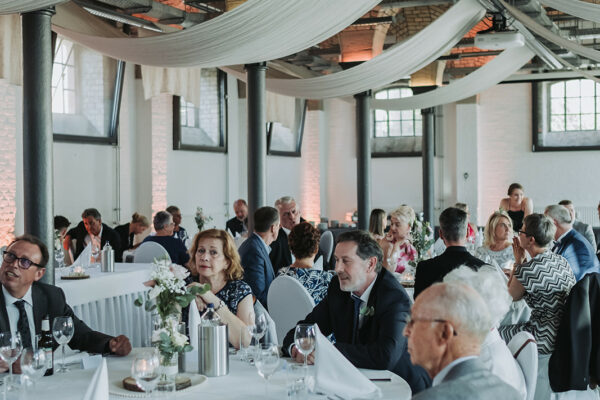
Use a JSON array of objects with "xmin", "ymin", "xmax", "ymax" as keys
[
  {"xmin": 148, "ymin": 286, "xmax": 163, "ymax": 300},
  {"xmin": 172, "ymin": 331, "xmax": 188, "ymax": 347},
  {"xmin": 152, "ymin": 328, "xmax": 166, "ymax": 343},
  {"xmin": 170, "ymin": 264, "xmax": 189, "ymax": 281}
]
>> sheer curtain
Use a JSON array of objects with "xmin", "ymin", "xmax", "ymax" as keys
[
  {"xmin": 371, "ymin": 46, "xmax": 534, "ymax": 110},
  {"xmin": 53, "ymin": 0, "xmax": 380, "ymax": 68}
]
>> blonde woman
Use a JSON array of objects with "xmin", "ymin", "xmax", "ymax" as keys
[
  {"xmin": 475, "ymin": 211, "xmax": 515, "ymax": 271},
  {"xmin": 379, "ymin": 205, "xmax": 417, "ymax": 273},
  {"xmin": 368, "ymin": 209, "xmax": 387, "ymax": 241}
]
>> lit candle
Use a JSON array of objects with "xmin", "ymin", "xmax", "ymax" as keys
[{"xmin": 73, "ymin": 266, "xmax": 83, "ymax": 275}]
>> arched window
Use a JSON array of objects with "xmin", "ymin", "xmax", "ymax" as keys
[{"xmin": 373, "ymin": 87, "xmax": 422, "ymax": 137}]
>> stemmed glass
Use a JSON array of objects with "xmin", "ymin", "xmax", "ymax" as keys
[
  {"xmin": 294, "ymin": 324, "xmax": 316, "ymax": 369},
  {"xmin": 20, "ymin": 347, "xmax": 47, "ymax": 387},
  {"xmin": 52, "ymin": 316, "xmax": 74, "ymax": 373},
  {"xmin": 54, "ymin": 241, "xmax": 65, "ymax": 269},
  {"xmin": 246, "ymin": 313, "xmax": 267, "ymax": 361},
  {"xmin": 0, "ymin": 332, "xmax": 23, "ymax": 390},
  {"xmin": 131, "ymin": 350, "xmax": 160, "ymax": 397},
  {"xmin": 254, "ymin": 344, "xmax": 280, "ymax": 399},
  {"xmin": 91, "ymin": 243, "xmax": 100, "ymax": 265}
]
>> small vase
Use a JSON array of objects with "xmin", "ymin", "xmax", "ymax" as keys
[{"xmin": 159, "ymin": 353, "xmax": 179, "ymax": 378}]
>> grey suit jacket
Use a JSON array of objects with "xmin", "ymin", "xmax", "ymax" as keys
[
  {"xmin": 412, "ymin": 358, "xmax": 522, "ymax": 400},
  {"xmin": 573, "ymin": 220, "xmax": 597, "ymax": 250}
]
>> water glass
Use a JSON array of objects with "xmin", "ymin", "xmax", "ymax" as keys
[
  {"xmin": 238, "ymin": 326, "xmax": 252, "ymax": 363},
  {"xmin": 52, "ymin": 316, "xmax": 74, "ymax": 373},
  {"xmin": 0, "ymin": 332, "xmax": 22, "ymax": 391},
  {"xmin": 285, "ymin": 362, "xmax": 307, "ymax": 399},
  {"xmin": 294, "ymin": 324, "xmax": 316, "ymax": 368},
  {"xmin": 255, "ymin": 344, "xmax": 280, "ymax": 399},
  {"xmin": 20, "ymin": 347, "xmax": 47, "ymax": 387},
  {"xmin": 131, "ymin": 349, "xmax": 160, "ymax": 397}
]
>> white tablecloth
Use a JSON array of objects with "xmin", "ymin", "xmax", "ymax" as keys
[
  {"xmin": 18, "ymin": 349, "xmax": 411, "ymax": 400},
  {"xmin": 55, "ymin": 263, "xmax": 152, "ymax": 347}
]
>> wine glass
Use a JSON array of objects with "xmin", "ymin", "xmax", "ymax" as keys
[
  {"xmin": 20, "ymin": 347, "xmax": 47, "ymax": 387},
  {"xmin": 255, "ymin": 344, "xmax": 280, "ymax": 398},
  {"xmin": 131, "ymin": 350, "xmax": 160, "ymax": 397},
  {"xmin": 91, "ymin": 242, "xmax": 100, "ymax": 264},
  {"xmin": 294, "ymin": 324, "xmax": 316, "ymax": 369},
  {"xmin": 0, "ymin": 332, "xmax": 23, "ymax": 390},
  {"xmin": 52, "ymin": 316, "xmax": 74, "ymax": 373},
  {"xmin": 54, "ymin": 241, "xmax": 65, "ymax": 269},
  {"xmin": 246, "ymin": 313, "xmax": 267, "ymax": 360}
]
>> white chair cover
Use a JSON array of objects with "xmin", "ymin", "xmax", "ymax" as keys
[
  {"xmin": 267, "ymin": 275, "xmax": 315, "ymax": 345},
  {"xmin": 253, "ymin": 300, "xmax": 278, "ymax": 346},
  {"xmin": 319, "ymin": 231, "xmax": 334, "ymax": 266},
  {"xmin": 508, "ymin": 331, "xmax": 538, "ymax": 400},
  {"xmin": 133, "ymin": 242, "xmax": 170, "ymax": 264}
]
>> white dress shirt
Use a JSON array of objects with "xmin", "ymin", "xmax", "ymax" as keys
[{"xmin": 2, "ymin": 286, "xmax": 36, "ymax": 344}]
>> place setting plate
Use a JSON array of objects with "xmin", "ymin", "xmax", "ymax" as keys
[{"xmin": 109, "ymin": 373, "xmax": 207, "ymax": 397}]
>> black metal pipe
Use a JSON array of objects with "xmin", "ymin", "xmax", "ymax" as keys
[
  {"xmin": 355, "ymin": 91, "xmax": 372, "ymax": 231},
  {"xmin": 22, "ymin": 8, "xmax": 56, "ymax": 284},
  {"xmin": 245, "ymin": 62, "xmax": 267, "ymax": 232}
]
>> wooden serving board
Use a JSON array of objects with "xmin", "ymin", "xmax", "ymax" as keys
[
  {"xmin": 60, "ymin": 275, "xmax": 90, "ymax": 280},
  {"xmin": 122, "ymin": 376, "xmax": 192, "ymax": 392}
]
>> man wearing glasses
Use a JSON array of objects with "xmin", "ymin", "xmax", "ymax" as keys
[{"xmin": 0, "ymin": 234, "xmax": 131, "ymax": 372}]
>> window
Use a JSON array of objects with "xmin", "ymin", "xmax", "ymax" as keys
[
  {"xmin": 52, "ymin": 37, "xmax": 121, "ymax": 144},
  {"xmin": 173, "ymin": 69, "xmax": 227, "ymax": 152},
  {"xmin": 374, "ymin": 88, "xmax": 422, "ymax": 137},
  {"xmin": 532, "ymin": 79, "xmax": 600, "ymax": 151},
  {"xmin": 267, "ymin": 99, "xmax": 307, "ymax": 157}
]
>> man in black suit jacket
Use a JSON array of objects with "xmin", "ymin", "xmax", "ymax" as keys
[
  {"xmin": 269, "ymin": 196, "xmax": 300, "ymax": 274},
  {"xmin": 0, "ymin": 234, "xmax": 131, "ymax": 372},
  {"xmin": 282, "ymin": 230, "xmax": 430, "ymax": 394},
  {"xmin": 225, "ymin": 199, "xmax": 248, "ymax": 237},
  {"xmin": 414, "ymin": 207, "xmax": 486, "ymax": 299},
  {"xmin": 65, "ymin": 208, "xmax": 122, "ymax": 262}
]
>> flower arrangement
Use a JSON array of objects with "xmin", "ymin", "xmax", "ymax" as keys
[
  {"xmin": 409, "ymin": 213, "xmax": 435, "ymax": 268},
  {"xmin": 195, "ymin": 207, "xmax": 213, "ymax": 232},
  {"xmin": 360, "ymin": 305, "xmax": 375, "ymax": 317},
  {"xmin": 152, "ymin": 316, "xmax": 192, "ymax": 366}
]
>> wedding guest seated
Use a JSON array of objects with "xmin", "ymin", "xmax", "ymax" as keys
[
  {"xmin": 368, "ymin": 208, "xmax": 387, "ymax": 241},
  {"xmin": 270, "ymin": 196, "xmax": 302, "ymax": 274},
  {"xmin": 498, "ymin": 213, "xmax": 575, "ymax": 400},
  {"xmin": 185, "ymin": 229, "xmax": 254, "ymax": 348},
  {"xmin": 225, "ymin": 199, "xmax": 248, "ymax": 237},
  {"xmin": 114, "ymin": 212, "xmax": 150, "ymax": 259},
  {"xmin": 277, "ymin": 222, "xmax": 334, "ymax": 304},
  {"xmin": 454, "ymin": 203, "xmax": 477, "ymax": 243},
  {"xmin": 474, "ymin": 210, "xmax": 515, "ymax": 272},
  {"xmin": 54, "ymin": 215, "xmax": 71, "ymax": 242},
  {"xmin": 166, "ymin": 205, "xmax": 189, "ymax": 247},
  {"xmin": 378, "ymin": 205, "xmax": 417, "ymax": 273},
  {"xmin": 413, "ymin": 207, "xmax": 486, "ymax": 299},
  {"xmin": 0, "ymin": 235, "xmax": 131, "ymax": 373},
  {"xmin": 282, "ymin": 230, "xmax": 431, "ymax": 394},
  {"xmin": 64, "ymin": 208, "xmax": 122, "ymax": 262},
  {"xmin": 545, "ymin": 204, "xmax": 600, "ymax": 281},
  {"xmin": 238, "ymin": 206, "xmax": 280, "ymax": 308},
  {"xmin": 499, "ymin": 183, "xmax": 533, "ymax": 232},
  {"xmin": 142, "ymin": 211, "xmax": 190, "ymax": 266},
  {"xmin": 406, "ymin": 283, "xmax": 521, "ymax": 400},
  {"xmin": 559, "ymin": 200, "xmax": 596, "ymax": 249},
  {"xmin": 444, "ymin": 267, "xmax": 527, "ymax": 399}
]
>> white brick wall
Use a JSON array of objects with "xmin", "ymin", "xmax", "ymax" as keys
[
  {"xmin": 0, "ymin": 80, "xmax": 17, "ymax": 246},
  {"xmin": 151, "ymin": 94, "xmax": 170, "ymax": 215},
  {"xmin": 300, "ymin": 110, "xmax": 321, "ymax": 222}
]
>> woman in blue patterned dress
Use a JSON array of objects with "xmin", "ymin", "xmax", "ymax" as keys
[
  {"xmin": 278, "ymin": 222, "xmax": 334, "ymax": 304},
  {"xmin": 186, "ymin": 229, "xmax": 254, "ymax": 348}
]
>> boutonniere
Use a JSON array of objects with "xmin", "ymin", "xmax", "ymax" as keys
[{"xmin": 360, "ymin": 305, "xmax": 375, "ymax": 317}]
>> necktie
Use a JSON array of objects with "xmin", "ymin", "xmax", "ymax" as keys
[
  {"xmin": 352, "ymin": 296, "xmax": 363, "ymax": 344},
  {"xmin": 15, "ymin": 300, "xmax": 32, "ymax": 349}
]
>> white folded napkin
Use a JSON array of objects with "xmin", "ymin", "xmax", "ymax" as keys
[
  {"xmin": 83, "ymin": 358, "xmax": 109, "ymax": 400},
  {"xmin": 311, "ymin": 325, "xmax": 381, "ymax": 399},
  {"xmin": 188, "ymin": 298, "xmax": 202, "ymax": 351},
  {"xmin": 72, "ymin": 242, "xmax": 92, "ymax": 267}
]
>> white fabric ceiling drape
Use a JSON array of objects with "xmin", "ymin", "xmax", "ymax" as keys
[
  {"xmin": 539, "ymin": 0, "xmax": 600, "ymax": 24},
  {"xmin": 0, "ymin": 0, "xmax": 67, "ymax": 15},
  {"xmin": 52, "ymin": 0, "xmax": 380, "ymax": 68},
  {"xmin": 500, "ymin": 0, "xmax": 600, "ymax": 64},
  {"xmin": 141, "ymin": 66, "xmax": 204, "ymax": 109},
  {"xmin": 223, "ymin": 0, "xmax": 485, "ymax": 99},
  {"xmin": 0, "ymin": 14, "xmax": 21, "ymax": 85},
  {"xmin": 371, "ymin": 46, "xmax": 534, "ymax": 110}
]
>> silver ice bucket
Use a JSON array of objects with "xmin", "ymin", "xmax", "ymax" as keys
[
  {"xmin": 100, "ymin": 246, "xmax": 114, "ymax": 272},
  {"xmin": 198, "ymin": 323, "xmax": 229, "ymax": 377}
]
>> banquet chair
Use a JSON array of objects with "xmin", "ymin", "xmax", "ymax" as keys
[
  {"xmin": 319, "ymin": 230, "xmax": 334, "ymax": 266},
  {"xmin": 267, "ymin": 275, "xmax": 315, "ymax": 345},
  {"xmin": 133, "ymin": 241, "xmax": 170, "ymax": 263},
  {"xmin": 254, "ymin": 300, "xmax": 278, "ymax": 346},
  {"xmin": 507, "ymin": 331, "xmax": 538, "ymax": 400}
]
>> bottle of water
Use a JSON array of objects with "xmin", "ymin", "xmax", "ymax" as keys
[{"xmin": 201, "ymin": 303, "xmax": 221, "ymax": 326}]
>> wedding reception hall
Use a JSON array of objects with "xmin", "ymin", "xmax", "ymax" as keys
[{"xmin": 0, "ymin": 0, "xmax": 600, "ymax": 399}]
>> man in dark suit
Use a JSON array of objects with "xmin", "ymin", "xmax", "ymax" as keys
[
  {"xmin": 238, "ymin": 206, "xmax": 280, "ymax": 307},
  {"xmin": 225, "ymin": 199, "xmax": 248, "ymax": 237},
  {"xmin": 559, "ymin": 200, "xmax": 596, "ymax": 249},
  {"xmin": 546, "ymin": 204, "xmax": 600, "ymax": 281},
  {"xmin": 407, "ymin": 283, "xmax": 521, "ymax": 400},
  {"xmin": 0, "ymin": 234, "xmax": 131, "ymax": 372},
  {"xmin": 282, "ymin": 230, "xmax": 430, "ymax": 394},
  {"xmin": 413, "ymin": 207, "xmax": 486, "ymax": 299},
  {"xmin": 269, "ymin": 196, "xmax": 300, "ymax": 274},
  {"xmin": 65, "ymin": 208, "xmax": 122, "ymax": 262}
]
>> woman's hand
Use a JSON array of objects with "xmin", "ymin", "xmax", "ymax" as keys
[{"xmin": 512, "ymin": 236, "xmax": 526, "ymax": 264}]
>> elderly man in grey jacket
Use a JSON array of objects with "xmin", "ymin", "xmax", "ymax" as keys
[{"xmin": 405, "ymin": 282, "xmax": 521, "ymax": 400}]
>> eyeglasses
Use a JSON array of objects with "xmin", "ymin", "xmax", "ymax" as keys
[
  {"xmin": 518, "ymin": 230, "xmax": 530, "ymax": 237},
  {"xmin": 404, "ymin": 315, "xmax": 458, "ymax": 336},
  {"xmin": 2, "ymin": 251, "xmax": 42, "ymax": 269}
]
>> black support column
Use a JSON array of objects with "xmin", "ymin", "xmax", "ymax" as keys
[
  {"xmin": 244, "ymin": 62, "xmax": 267, "ymax": 233},
  {"xmin": 22, "ymin": 8, "xmax": 55, "ymax": 284},
  {"xmin": 421, "ymin": 107, "xmax": 435, "ymax": 224},
  {"xmin": 354, "ymin": 91, "xmax": 372, "ymax": 231}
]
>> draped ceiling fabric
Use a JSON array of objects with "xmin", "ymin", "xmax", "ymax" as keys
[
  {"xmin": 52, "ymin": 0, "xmax": 380, "ymax": 68},
  {"xmin": 371, "ymin": 46, "xmax": 535, "ymax": 110},
  {"xmin": 0, "ymin": 0, "xmax": 67, "ymax": 15},
  {"xmin": 266, "ymin": 92, "xmax": 295, "ymax": 129},
  {"xmin": 0, "ymin": 15, "xmax": 21, "ymax": 85},
  {"xmin": 500, "ymin": 0, "xmax": 600, "ymax": 64},
  {"xmin": 539, "ymin": 0, "xmax": 600, "ymax": 24},
  {"xmin": 141, "ymin": 65, "xmax": 204, "ymax": 109},
  {"xmin": 223, "ymin": 0, "xmax": 486, "ymax": 99}
]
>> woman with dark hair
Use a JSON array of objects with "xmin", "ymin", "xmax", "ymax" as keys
[
  {"xmin": 368, "ymin": 208, "xmax": 387, "ymax": 241},
  {"xmin": 278, "ymin": 222, "xmax": 334, "ymax": 304},
  {"xmin": 499, "ymin": 183, "xmax": 533, "ymax": 232},
  {"xmin": 114, "ymin": 212, "xmax": 150, "ymax": 252},
  {"xmin": 186, "ymin": 229, "xmax": 254, "ymax": 347}
]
